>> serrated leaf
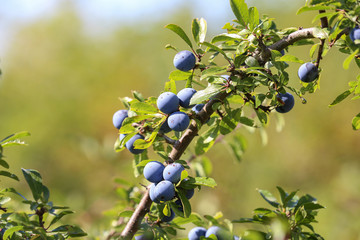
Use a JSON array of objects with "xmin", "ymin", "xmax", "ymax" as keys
[
  {"xmin": 352, "ymin": 113, "xmax": 360, "ymax": 130},
  {"xmin": 258, "ymin": 189, "xmax": 280, "ymax": 207},
  {"xmin": 328, "ymin": 90, "xmax": 352, "ymax": 107},
  {"xmin": 200, "ymin": 66, "xmax": 228, "ymax": 81},
  {"xmin": 343, "ymin": 49, "xmax": 359, "ymax": 70},
  {"xmin": 230, "ymin": 0, "xmax": 249, "ymax": 27},
  {"xmin": 239, "ymin": 116, "xmax": 254, "ymax": 127},
  {"xmin": 249, "ymin": 7, "xmax": 259, "ymax": 30},
  {"xmin": 169, "ymin": 70, "xmax": 192, "ymax": 81},
  {"xmin": 165, "ymin": 24, "xmax": 193, "ymax": 48},
  {"xmin": 194, "ymin": 177, "xmax": 217, "ymax": 188},
  {"xmin": 190, "ymin": 84, "xmax": 225, "ymax": 105},
  {"xmin": 130, "ymin": 102, "xmax": 158, "ymax": 114},
  {"xmin": 278, "ymin": 55, "xmax": 304, "ymax": 64},
  {"xmin": 296, "ymin": 5, "xmax": 334, "ymax": 15}
]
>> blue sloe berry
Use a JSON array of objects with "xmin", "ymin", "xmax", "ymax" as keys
[
  {"xmin": 173, "ymin": 50, "xmax": 196, "ymax": 72},
  {"xmin": 143, "ymin": 161, "xmax": 164, "ymax": 183},
  {"xmin": 167, "ymin": 111, "xmax": 190, "ymax": 132},
  {"xmin": 177, "ymin": 88, "xmax": 197, "ymax": 108},
  {"xmin": 188, "ymin": 227, "xmax": 207, "ymax": 240},
  {"xmin": 157, "ymin": 92, "xmax": 179, "ymax": 114},
  {"xmin": 163, "ymin": 163, "xmax": 185, "ymax": 183},
  {"xmin": 112, "ymin": 110, "xmax": 128, "ymax": 129},
  {"xmin": 275, "ymin": 92, "xmax": 295, "ymax": 114},
  {"xmin": 298, "ymin": 62, "xmax": 319, "ymax": 83}
]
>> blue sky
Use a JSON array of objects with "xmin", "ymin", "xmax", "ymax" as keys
[{"xmin": 0, "ymin": 0, "xmax": 301, "ymax": 52}]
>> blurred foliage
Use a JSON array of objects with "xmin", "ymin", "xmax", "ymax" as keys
[{"xmin": 0, "ymin": 1, "xmax": 359, "ymax": 240}]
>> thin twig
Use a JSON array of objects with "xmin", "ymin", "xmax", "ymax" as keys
[{"xmin": 315, "ymin": 10, "xmax": 329, "ymax": 67}]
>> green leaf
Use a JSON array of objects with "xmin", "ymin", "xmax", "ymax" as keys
[
  {"xmin": 239, "ymin": 116, "xmax": 254, "ymax": 127},
  {"xmin": 0, "ymin": 196, "xmax": 11, "ymax": 205},
  {"xmin": 0, "ymin": 170, "xmax": 19, "ymax": 181},
  {"xmin": 0, "ymin": 159, "xmax": 10, "ymax": 169},
  {"xmin": 132, "ymin": 91, "xmax": 145, "ymax": 102},
  {"xmin": 165, "ymin": 24, "xmax": 193, "ymax": 48},
  {"xmin": 201, "ymin": 41, "xmax": 231, "ymax": 62},
  {"xmin": 190, "ymin": 84, "xmax": 225, "ymax": 105},
  {"xmin": 194, "ymin": 177, "xmax": 217, "ymax": 188},
  {"xmin": 312, "ymin": 11, "xmax": 338, "ymax": 24},
  {"xmin": 228, "ymin": 134, "xmax": 247, "ymax": 162},
  {"xmin": 0, "ymin": 131, "xmax": 30, "ymax": 145},
  {"xmin": 172, "ymin": 213, "xmax": 202, "ymax": 226},
  {"xmin": 230, "ymin": 0, "xmax": 249, "ymax": 27},
  {"xmin": 278, "ymin": 55, "xmax": 304, "ymax": 64},
  {"xmin": 192, "ymin": 18, "xmax": 207, "ymax": 44},
  {"xmin": 248, "ymin": 7, "xmax": 259, "ymax": 30},
  {"xmin": 258, "ymin": 189, "xmax": 280, "ymax": 207},
  {"xmin": 296, "ymin": 5, "xmax": 334, "ymax": 15},
  {"xmin": 22, "ymin": 168, "xmax": 45, "ymax": 202},
  {"xmin": 328, "ymin": 90, "xmax": 352, "ymax": 107},
  {"xmin": 3, "ymin": 226, "xmax": 24, "ymax": 240},
  {"xmin": 195, "ymin": 125, "xmax": 220, "ymax": 155},
  {"xmin": 211, "ymin": 33, "xmax": 243, "ymax": 44},
  {"xmin": 245, "ymin": 56, "xmax": 259, "ymax": 67},
  {"xmin": 200, "ymin": 66, "xmax": 228, "ymax": 81},
  {"xmin": 312, "ymin": 27, "xmax": 329, "ymax": 39},
  {"xmin": 130, "ymin": 102, "xmax": 158, "ymax": 114},
  {"xmin": 51, "ymin": 225, "xmax": 87, "ymax": 237},
  {"xmin": 165, "ymin": 43, "xmax": 178, "ymax": 52},
  {"xmin": 352, "ymin": 113, "xmax": 360, "ymax": 130},
  {"xmin": 49, "ymin": 210, "xmax": 74, "ymax": 227},
  {"xmin": 309, "ymin": 44, "xmax": 319, "ymax": 59},
  {"xmin": 343, "ymin": 49, "xmax": 359, "ymax": 70},
  {"xmin": 177, "ymin": 190, "xmax": 192, "ymax": 218},
  {"xmin": 169, "ymin": 70, "xmax": 192, "ymax": 81},
  {"xmin": 164, "ymin": 79, "xmax": 177, "ymax": 94}
]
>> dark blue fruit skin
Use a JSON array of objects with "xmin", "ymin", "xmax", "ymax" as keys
[
  {"xmin": 143, "ymin": 161, "xmax": 165, "ymax": 183},
  {"xmin": 161, "ymin": 209, "xmax": 175, "ymax": 222},
  {"xmin": 149, "ymin": 183, "xmax": 160, "ymax": 203},
  {"xmin": 205, "ymin": 226, "xmax": 232, "ymax": 240},
  {"xmin": 167, "ymin": 111, "xmax": 190, "ymax": 132},
  {"xmin": 192, "ymin": 104, "xmax": 205, "ymax": 114},
  {"xmin": 298, "ymin": 62, "xmax": 319, "ymax": 83},
  {"xmin": 275, "ymin": 92, "xmax": 295, "ymax": 113},
  {"xmin": 112, "ymin": 110, "xmax": 128, "ymax": 129},
  {"xmin": 188, "ymin": 227, "xmax": 207, "ymax": 240},
  {"xmin": 185, "ymin": 188, "xmax": 195, "ymax": 199},
  {"xmin": 173, "ymin": 50, "xmax": 196, "ymax": 72},
  {"xmin": 157, "ymin": 92, "xmax": 179, "ymax": 114},
  {"xmin": 163, "ymin": 163, "xmax": 185, "ymax": 183},
  {"xmin": 350, "ymin": 26, "xmax": 360, "ymax": 42},
  {"xmin": 159, "ymin": 119, "xmax": 172, "ymax": 133},
  {"xmin": 177, "ymin": 88, "xmax": 197, "ymax": 108},
  {"xmin": 125, "ymin": 134, "xmax": 145, "ymax": 154},
  {"xmin": 153, "ymin": 180, "xmax": 175, "ymax": 202}
]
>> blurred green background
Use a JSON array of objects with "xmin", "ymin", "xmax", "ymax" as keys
[{"xmin": 0, "ymin": 1, "xmax": 359, "ymax": 239}]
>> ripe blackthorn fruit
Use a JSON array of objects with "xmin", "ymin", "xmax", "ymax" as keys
[
  {"xmin": 125, "ymin": 134, "xmax": 145, "ymax": 154},
  {"xmin": 173, "ymin": 50, "xmax": 196, "ymax": 72},
  {"xmin": 192, "ymin": 104, "xmax": 205, "ymax": 114},
  {"xmin": 163, "ymin": 163, "xmax": 185, "ymax": 183},
  {"xmin": 177, "ymin": 88, "xmax": 197, "ymax": 108},
  {"xmin": 112, "ymin": 110, "xmax": 128, "ymax": 129},
  {"xmin": 168, "ymin": 111, "xmax": 190, "ymax": 132},
  {"xmin": 188, "ymin": 227, "xmax": 207, "ymax": 240},
  {"xmin": 143, "ymin": 161, "xmax": 165, "ymax": 183},
  {"xmin": 350, "ymin": 26, "xmax": 360, "ymax": 43},
  {"xmin": 298, "ymin": 62, "xmax": 319, "ymax": 83},
  {"xmin": 275, "ymin": 92, "xmax": 295, "ymax": 114},
  {"xmin": 157, "ymin": 92, "xmax": 179, "ymax": 114},
  {"xmin": 153, "ymin": 180, "xmax": 175, "ymax": 202}
]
